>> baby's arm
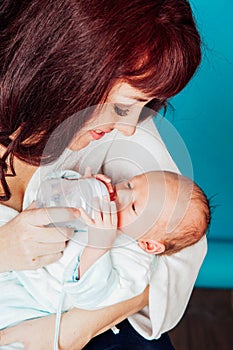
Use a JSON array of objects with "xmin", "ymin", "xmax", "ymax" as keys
[
  {"xmin": 64, "ymin": 230, "xmax": 153, "ymax": 310},
  {"xmin": 78, "ymin": 197, "xmax": 117, "ymax": 277}
]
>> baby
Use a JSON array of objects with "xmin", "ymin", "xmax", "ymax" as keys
[
  {"xmin": 115, "ymin": 170, "xmax": 210, "ymax": 254},
  {"xmin": 78, "ymin": 170, "xmax": 210, "ymax": 275},
  {"xmin": 0, "ymin": 170, "xmax": 210, "ymax": 348}
]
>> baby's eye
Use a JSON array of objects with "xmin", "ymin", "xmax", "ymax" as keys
[
  {"xmin": 127, "ymin": 182, "xmax": 132, "ymax": 189},
  {"xmin": 113, "ymin": 104, "xmax": 129, "ymax": 117},
  {"xmin": 132, "ymin": 203, "xmax": 136, "ymax": 212}
]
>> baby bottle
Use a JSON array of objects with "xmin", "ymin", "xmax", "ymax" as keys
[{"xmin": 36, "ymin": 172, "xmax": 111, "ymax": 229}]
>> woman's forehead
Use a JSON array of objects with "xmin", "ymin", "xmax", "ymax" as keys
[{"xmin": 108, "ymin": 82, "xmax": 153, "ymax": 104}]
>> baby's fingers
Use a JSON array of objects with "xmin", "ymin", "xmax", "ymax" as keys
[
  {"xmin": 83, "ymin": 166, "xmax": 92, "ymax": 178},
  {"xmin": 101, "ymin": 197, "xmax": 112, "ymax": 225},
  {"xmin": 110, "ymin": 201, "xmax": 118, "ymax": 227},
  {"xmin": 94, "ymin": 173, "xmax": 111, "ymax": 184},
  {"xmin": 92, "ymin": 197, "xmax": 103, "ymax": 224},
  {"xmin": 23, "ymin": 207, "xmax": 80, "ymax": 227},
  {"xmin": 102, "ymin": 197, "xmax": 117, "ymax": 228},
  {"xmin": 79, "ymin": 207, "xmax": 94, "ymax": 226}
]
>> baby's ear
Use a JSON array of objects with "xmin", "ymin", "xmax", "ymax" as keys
[{"xmin": 138, "ymin": 239, "xmax": 165, "ymax": 255}]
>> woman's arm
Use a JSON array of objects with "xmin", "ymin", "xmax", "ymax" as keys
[{"xmin": 0, "ymin": 287, "xmax": 149, "ymax": 350}]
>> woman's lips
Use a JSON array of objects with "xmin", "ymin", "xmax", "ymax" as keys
[{"xmin": 89, "ymin": 130, "xmax": 106, "ymax": 140}]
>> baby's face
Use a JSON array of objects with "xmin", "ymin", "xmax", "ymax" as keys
[{"xmin": 115, "ymin": 172, "xmax": 167, "ymax": 239}]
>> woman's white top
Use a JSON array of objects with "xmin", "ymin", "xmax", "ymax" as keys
[{"xmin": 0, "ymin": 118, "xmax": 207, "ymax": 339}]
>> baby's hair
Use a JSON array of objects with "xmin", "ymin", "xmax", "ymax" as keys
[{"xmin": 159, "ymin": 173, "xmax": 210, "ymax": 255}]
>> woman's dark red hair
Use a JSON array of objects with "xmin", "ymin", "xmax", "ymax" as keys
[{"xmin": 0, "ymin": 0, "xmax": 201, "ymax": 200}]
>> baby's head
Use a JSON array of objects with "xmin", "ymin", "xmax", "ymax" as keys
[{"xmin": 115, "ymin": 171, "xmax": 210, "ymax": 255}]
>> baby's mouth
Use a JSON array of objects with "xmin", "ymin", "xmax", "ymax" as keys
[{"xmin": 97, "ymin": 178, "xmax": 117, "ymax": 201}]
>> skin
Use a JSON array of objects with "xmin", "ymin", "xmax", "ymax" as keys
[
  {"xmin": 0, "ymin": 82, "xmax": 153, "ymax": 349},
  {"xmin": 68, "ymin": 82, "xmax": 153, "ymax": 150},
  {"xmin": 115, "ymin": 171, "xmax": 200, "ymax": 256},
  {"xmin": 115, "ymin": 171, "xmax": 194, "ymax": 255},
  {"xmin": 0, "ymin": 287, "xmax": 149, "ymax": 350},
  {"xmin": 115, "ymin": 172, "xmax": 166, "ymax": 241},
  {"xmin": 79, "ymin": 171, "xmax": 167, "ymax": 277}
]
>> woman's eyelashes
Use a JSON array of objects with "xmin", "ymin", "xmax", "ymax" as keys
[{"xmin": 113, "ymin": 104, "xmax": 129, "ymax": 117}]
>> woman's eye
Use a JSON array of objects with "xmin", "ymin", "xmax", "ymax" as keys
[{"xmin": 114, "ymin": 104, "xmax": 129, "ymax": 117}]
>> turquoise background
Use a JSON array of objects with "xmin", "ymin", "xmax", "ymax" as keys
[{"xmin": 154, "ymin": 0, "xmax": 233, "ymax": 287}]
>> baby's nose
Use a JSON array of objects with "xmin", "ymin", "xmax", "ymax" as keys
[{"xmin": 115, "ymin": 188, "xmax": 132, "ymax": 210}]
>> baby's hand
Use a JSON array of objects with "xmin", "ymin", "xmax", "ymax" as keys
[
  {"xmin": 82, "ymin": 167, "xmax": 114, "ymax": 198},
  {"xmin": 79, "ymin": 197, "xmax": 118, "ymax": 249},
  {"xmin": 82, "ymin": 166, "xmax": 93, "ymax": 179}
]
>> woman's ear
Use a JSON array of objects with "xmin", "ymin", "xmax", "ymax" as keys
[{"xmin": 138, "ymin": 239, "xmax": 165, "ymax": 255}]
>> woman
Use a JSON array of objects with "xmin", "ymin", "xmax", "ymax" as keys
[{"xmin": 0, "ymin": 1, "xmax": 206, "ymax": 349}]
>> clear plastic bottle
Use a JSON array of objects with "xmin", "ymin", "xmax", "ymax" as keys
[{"xmin": 36, "ymin": 176, "xmax": 110, "ymax": 229}]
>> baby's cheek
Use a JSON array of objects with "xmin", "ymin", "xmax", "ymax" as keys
[{"xmin": 117, "ymin": 210, "xmax": 137, "ymax": 234}]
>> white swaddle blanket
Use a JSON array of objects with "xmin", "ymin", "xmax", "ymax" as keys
[
  {"xmin": 0, "ymin": 119, "xmax": 207, "ymax": 349},
  {"xmin": 0, "ymin": 170, "xmax": 155, "ymax": 350}
]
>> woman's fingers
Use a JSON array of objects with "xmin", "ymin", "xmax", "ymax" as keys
[
  {"xmin": 0, "ymin": 209, "xmax": 76, "ymax": 271},
  {"xmin": 35, "ymin": 240, "xmax": 67, "ymax": 255},
  {"xmin": 24, "ymin": 207, "xmax": 80, "ymax": 227},
  {"xmin": 34, "ymin": 251, "xmax": 64, "ymax": 267},
  {"xmin": 32, "ymin": 226, "xmax": 74, "ymax": 243}
]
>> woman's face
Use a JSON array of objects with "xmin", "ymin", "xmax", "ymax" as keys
[{"xmin": 69, "ymin": 82, "xmax": 153, "ymax": 150}]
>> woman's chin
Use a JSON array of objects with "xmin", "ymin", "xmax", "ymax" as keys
[{"xmin": 68, "ymin": 134, "xmax": 92, "ymax": 151}]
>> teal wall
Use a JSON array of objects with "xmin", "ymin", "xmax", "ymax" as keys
[{"xmin": 154, "ymin": 1, "xmax": 233, "ymax": 286}]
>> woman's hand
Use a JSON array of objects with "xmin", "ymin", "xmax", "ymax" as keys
[{"xmin": 0, "ymin": 204, "xmax": 80, "ymax": 272}]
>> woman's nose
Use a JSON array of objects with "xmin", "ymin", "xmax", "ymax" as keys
[{"xmin": 114, "ymin": 122, "xmax": 136, "ymax": 136}]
